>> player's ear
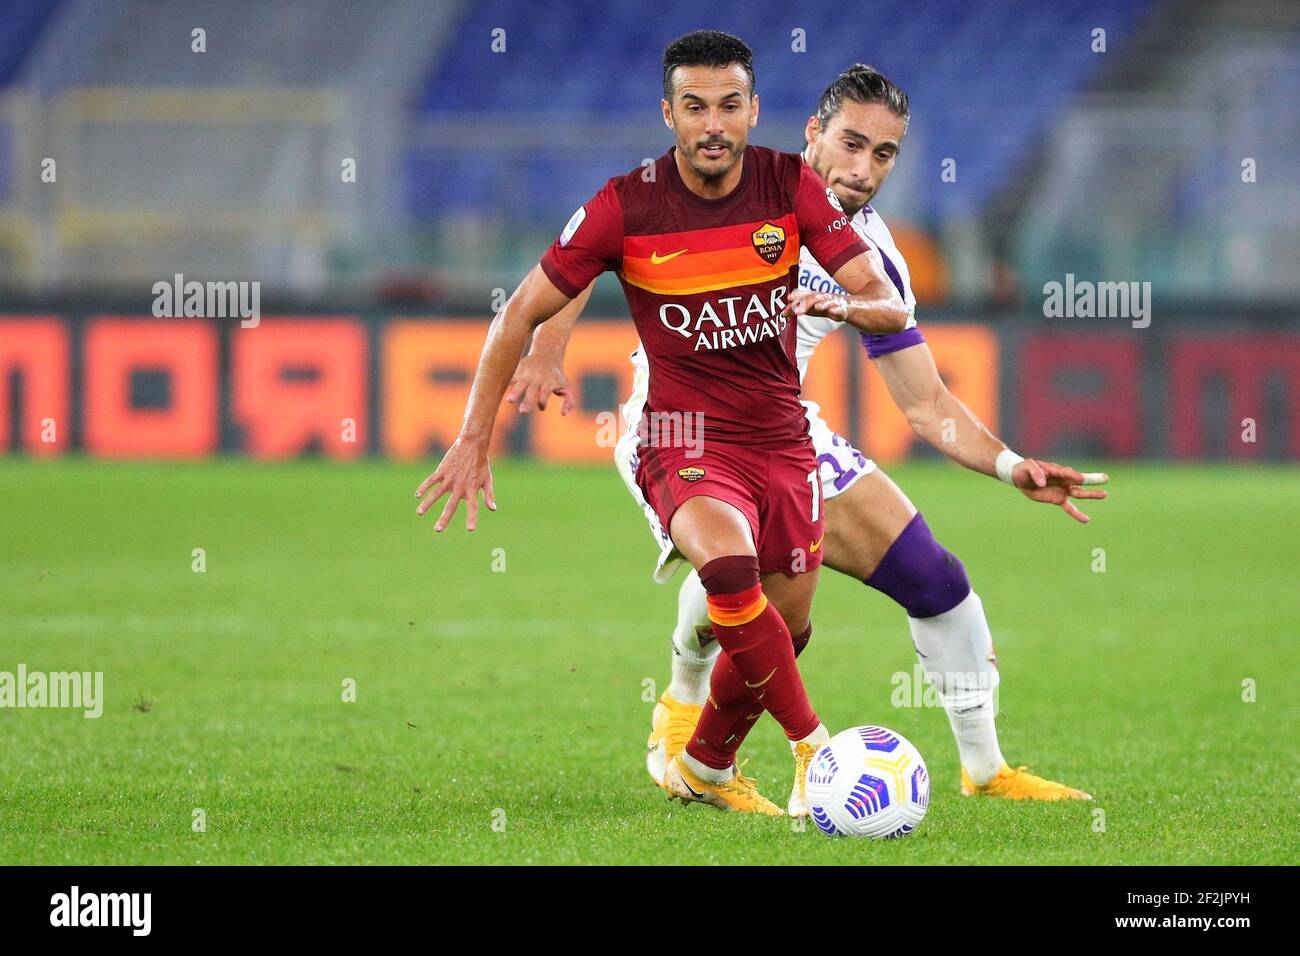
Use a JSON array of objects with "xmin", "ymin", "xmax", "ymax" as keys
[
  {"xmin": 804, "ymin": 115, "xmax": 819, "ymax": 147},
  {"xmin": 661, "ymin": 98, "xmax": 673, "ymax": 130},
  {"xmin": 749, "ymin": 93, "xmax": 759, "ymax": 128}
]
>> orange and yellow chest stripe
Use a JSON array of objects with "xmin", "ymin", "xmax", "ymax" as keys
[{"xmin": 621, "ymin": 214, "xmax": 800, "ymax": 296}]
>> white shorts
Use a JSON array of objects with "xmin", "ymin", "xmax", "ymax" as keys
[{"xmin": 614, "ymin": 356, "xmax": 877, "ymax": 583}]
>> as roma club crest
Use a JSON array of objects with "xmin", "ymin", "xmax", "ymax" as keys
[
  {"xmin": 751, "ymin": 222, "xmax": 787, "ymax": 265},
  {"xmin": 677, "ymin": 466, "xmax": 706, "ymax": 482}
]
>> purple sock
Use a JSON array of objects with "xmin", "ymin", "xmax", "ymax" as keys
[{"xmin": 865, "ymin": 513, "xmax": 971, "ymax": 618}]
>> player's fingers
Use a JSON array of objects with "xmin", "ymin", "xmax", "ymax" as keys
[
  {"xmin": 504, "ymin": 377, "xmax": 526, "ymax": 406},
  {"xmin": 418, "ymin": 476, "xmax": 454, "ymax": 515},
  {"xmin": 1062, "ymin": 500, "xmax": 1089, "ymax": 523},
  {"xmin": 538, "ymin": 379, "xmax": 566, "ymax": 411},
  {"xmin": 1069, "ymin": 487, "xmax": 1108, "ymax": 500},
  {"xmin": 820, "ymin": 295, "xmax": 846, "ymax": 318},
  {"xmin": 558, "ymin": 386, "xmax": 576, "ymax": 416},
  {"xmin": 414, "ymin": 470, "xmax": 445, "ymax": 500},
  {"xmin": 1080, "ymin": 471, "xmax": 1109, "ymax": 486},
  {"xmin": 433, "ymin": 487, "xmax": 464, "ymax": 532},
  {"xmin": 524, "ymin": 381, "xmax": 550, "ymax": 413},
  {"xmin": 483, "ymin": 470, "xmax": 497, "ymax": 511},
  {"xmin": 1037, "ymin": 460, "xmax": 1085, "ymax": 484},
  {"xmin": 465, "ymin": 483, "xmax": 483, "ymax": 531},
  {"xmin": 516, "ymin": 383, "xmax": 534, "ymax": 413},
  {"xmin": 1029, "ymin": 460, "xmax": 1047, "ymax": 488}
]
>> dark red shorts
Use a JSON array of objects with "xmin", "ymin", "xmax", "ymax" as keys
[{"xmin": 636, "ymin": 439, "xmax": 825, "ymax": 576}]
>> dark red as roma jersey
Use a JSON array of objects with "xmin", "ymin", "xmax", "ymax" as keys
[{"xmin": 540, "ymin": 145, "xmax": 868, "ymax": 448}]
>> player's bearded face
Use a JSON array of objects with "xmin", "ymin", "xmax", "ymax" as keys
[
  {"xmin": 663, "ymin": 65, "xmax": 757, "ymax": 181},
  {"xmin": 805, "ymin": 101, "xmax": 906, "ymax": 217}
]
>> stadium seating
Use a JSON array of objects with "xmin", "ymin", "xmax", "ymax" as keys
[
  {"xmin": 0, "ymin": 0, "xmax": 59, "ymax": 85},
  {"xmin": 414, "ymin": 0, "xmax": 1156, "ymax": 221}
]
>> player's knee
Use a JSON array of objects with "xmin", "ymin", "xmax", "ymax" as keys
[
  {"xmin": 699, "ymin": 554, "xmax": 760, "ymax": 595},
  {"xmin": 699, "ymin": 555, "xmax": 765, "ymax": 626},
  {"xmin": 864, "ymin": 513, "xmax": 971, "ymax": 618}
]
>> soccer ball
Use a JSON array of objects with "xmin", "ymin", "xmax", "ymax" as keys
[{"xmin": 805, "ymin": 725, "xmax": 929, "ymax": 838}]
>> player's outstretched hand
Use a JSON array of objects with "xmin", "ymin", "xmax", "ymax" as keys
[
  {"xmin": 1012, "ymin": 458, "xmax": 1108, "ymax": 524},
  {"xmin": 414, "ymin": 437, "xmax": 496, "ymax": 532},
  {"xmin": 782, "ymin": 288, "xmax": 849, "ymax": 322},
  {"xmin": 505, "ymin": 353, "xmax": 575, "ymax": 415}
]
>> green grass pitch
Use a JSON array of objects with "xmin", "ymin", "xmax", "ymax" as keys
[{"xmin": 1, "ymin": 458, "xmax": 1296, "ymax": 865}]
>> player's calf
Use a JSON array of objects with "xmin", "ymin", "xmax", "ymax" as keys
[
  {"xmin": 648, "ymin": 547, "xmax": 817, "ymax": 790},
  {"xmin": 866, "ymin": 513, "xmax": 1005, "ymax": 785},
  {"xmin": 682, "ymin": 555, "xmax": 827, "ymax": 779},
  {"xmin": 666, "ymin": 568, "xmax": 718, "ymax": 706}
]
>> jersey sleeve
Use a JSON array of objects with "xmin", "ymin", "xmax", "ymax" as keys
[
  {"xmin": 860, "ymin": 241, "xmax": 922, "ymax": 357},
  {"xmin": 539, "ymin": 178, "xmax": 624, "ymax": 298},
  {"xmin": 794, "ymin": 160, "xmax": 870, "ymax": 277}
]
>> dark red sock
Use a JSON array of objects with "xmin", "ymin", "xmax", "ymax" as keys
[
  {"xmin": 685, "ymin": 556, "xmax": 819, "ymax": 770},
  {"xmin": 689, "ymin": 621, "xmax": 815, "ymax": 769},
  {"xmin": 688, "ymin": 650, "xmax": 765, "ymax": 769}
]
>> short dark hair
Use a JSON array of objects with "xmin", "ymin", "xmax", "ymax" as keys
[
  {"xmin": 815, "ymin": 64, "xmax": 909, "ymax": 132},
  {"xmin": 662, "ymin": 30, "xmax": 755, "ymax": 100}
]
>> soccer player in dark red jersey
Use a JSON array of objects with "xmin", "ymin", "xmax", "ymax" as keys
[
  {"xmin": 416, "ymin": 30, "xmax": 909, "ymax": 813},
  {"xmin": 510, "ymin": 65, "xmax": 1103, "ymax": 812}
]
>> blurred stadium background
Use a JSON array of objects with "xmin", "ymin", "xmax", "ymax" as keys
[{"xmin": 0, "ymin": 0, "xmax": 1297, "ymax": 465}]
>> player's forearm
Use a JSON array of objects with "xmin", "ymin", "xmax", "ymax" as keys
[
  {"xmin": 837, "ymin": 285, "xmax": 910, "ymax": 334},
  {"xmin": 909, "ymin": 388, "xmax": 1006, "ymax": 478},
  {"xmin": 458, "ymin": 309, "xmax": 539, "ymax": 444},
  {"xmin": 877, "ymin": 344, "xmax": 1006, "ymax": 478},
  {"xmin": 459, "ymin": 266, "xmax": 572, "ymax": 444},
  {"xmin": 831, "ymin": 254, "xmax": 909, "ymax": 333},
  {"xmin": 526, "ymin": 282, "xmax": 592, "ymax": 363},
  {"xmin": 527, "ymin": 312, "xmax": 576, "ymax": 362}
]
